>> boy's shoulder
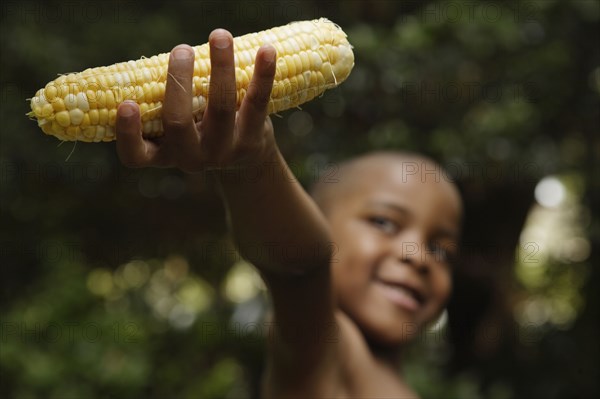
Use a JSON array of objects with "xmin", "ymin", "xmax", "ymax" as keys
[
  {"xmin": 262, "ymin": 310, "xmax": 418, "ymax": 398},
  {"xmin": 335, "ymin": 311, "xmax": 418, "ymax": 398}
]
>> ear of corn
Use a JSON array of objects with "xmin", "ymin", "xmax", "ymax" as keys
[{"xmin": 27, "ymin": 18, "xmax": 354, "ymax": 142}]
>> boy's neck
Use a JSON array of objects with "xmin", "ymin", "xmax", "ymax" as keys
[{"xmin": 367, "ymin": 338, "xmax": 404, "ymax": 370}]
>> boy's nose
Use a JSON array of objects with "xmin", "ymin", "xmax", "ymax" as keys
[{"xmin": 393, "ymin": 235, "xmax": 430, "ymax": 273}]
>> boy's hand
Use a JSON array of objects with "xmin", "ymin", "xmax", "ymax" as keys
[{"xmin": 116, "ymin": 29, "xmax": 277, "ymax": 173}]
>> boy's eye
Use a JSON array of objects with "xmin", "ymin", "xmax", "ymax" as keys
[
  {"xmin": 428, "ymin": 241, "xmax": 456, "ymax": 265},
  {"xmin": 429, "ymin": 242, "xmax": 447, "ymax": 262},
  {"xmin": 368, "ymin": 216, "xmax": 398, "ymax": 234}
]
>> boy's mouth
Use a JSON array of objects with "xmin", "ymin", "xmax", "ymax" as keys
[{"xmin": 375, "ymin": 280, "xmax": 425, "ymax": 312}]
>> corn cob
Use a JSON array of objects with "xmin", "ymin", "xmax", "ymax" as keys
[{"xmin": 27, "ymin": 18, "xmax": 354, "ymax": 142}]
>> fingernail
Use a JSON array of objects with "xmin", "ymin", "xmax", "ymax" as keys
[
  {"xmin": 212, "ymin": 33, "xmax": 230, "ymax": 49},
  {"xmin": 120, "ymin": 102, "xmax": 135, "ymax": 117},
  {"xmin": 173, "ymin": 47, "xmax": 192, "ymax": 60},
  {"xmin": 263, "ymin": 47, "xmax": 276, "ymax": 64}
]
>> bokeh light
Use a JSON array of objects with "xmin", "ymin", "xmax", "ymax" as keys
[
  {"xmin": 534, "ymin": 176, "xmax": 566, "ymax": 208},
  {"xmin": 222, "ymin": 260, "xmax": 265, "ymax": 304}
]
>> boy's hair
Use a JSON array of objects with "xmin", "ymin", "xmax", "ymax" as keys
[{"xmin": 309, "ymin": 151, "xmax": 451, "ymax": 215}]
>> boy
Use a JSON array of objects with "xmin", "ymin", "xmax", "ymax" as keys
[{"xmin": 116, "ymin": 29, "xmax": 462, "ymax": 398}]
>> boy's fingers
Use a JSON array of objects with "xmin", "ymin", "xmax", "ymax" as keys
[
  {"xmin": 162, "ymin": 44, "xmax": 196, "ymax": 141},
  {"xmin": 116, "ymin": 101, "xmax": 158, "ymax": 167},
  {"xmin": 201, "ymin": 29, "xmax": 236, "ymax": 151},
  {"xmin": 237, "ymin": 45, "xmax": 276, "ymax": 141}
]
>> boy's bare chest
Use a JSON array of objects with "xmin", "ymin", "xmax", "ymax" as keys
[
  {"xmin": 262, "ymin": 312, "xmax": 419, "ymax": 398},
  {"xmin": 343, "ymin": 362, "xmax": 418, "ymax": 399},
  {"xmin": 263, "ymin": 361, "xmax": 417, "ymax": 399}
]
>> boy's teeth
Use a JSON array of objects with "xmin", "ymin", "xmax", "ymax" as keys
[
  {"xmin": 384, "ymin": 282, "xmax": 419, "ymax": 300},
  {"xmin": 378, "ymin": 282, "xmax": 420, "ymax": 311}
]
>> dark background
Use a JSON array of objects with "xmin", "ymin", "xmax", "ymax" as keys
[{"xmin": 1, "ymin": 0, "xmax": 598, "ymax": 398}]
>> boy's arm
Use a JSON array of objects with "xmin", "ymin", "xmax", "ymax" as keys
[
  {"xmin": 216, "ymin": 148, "xmax": 340, "ymax": 385},
  {"xmin": 116, "ymin": 29, "xmax": 341, "ymax": 385},
  {"xmin": 215, "ymin": 148, "xmax": 332, "ymax": 275}
]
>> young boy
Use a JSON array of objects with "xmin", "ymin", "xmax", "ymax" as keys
[{"xmin": 115, "ymin": 29, "xmax": 462, "ymax": 398}]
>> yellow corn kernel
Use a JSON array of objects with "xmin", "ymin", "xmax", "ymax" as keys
[
  {"xmin": 52, "ymin": 98, "xmax": 66, "ymax": 112},
  {"xmin": 89, "ymin": 109, "xmax": 99, "ymax": 125},
  {"xmin": 55, "ymin": 111, "xmax": 70, "ymax": 127}
]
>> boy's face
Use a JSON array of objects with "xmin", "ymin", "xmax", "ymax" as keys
[{"xmin": 327, "ymin": 158, "xmax": 462, "ymax": 346}]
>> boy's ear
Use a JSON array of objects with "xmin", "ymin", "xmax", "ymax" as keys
[{"xmin": 426, "ymin": 309, "xmax": 449, "ymax": 335}]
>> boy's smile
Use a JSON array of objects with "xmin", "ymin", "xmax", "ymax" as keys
[{"xmin": 320, "ymin": 153, "xmax": 462, "ymax": 347}]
